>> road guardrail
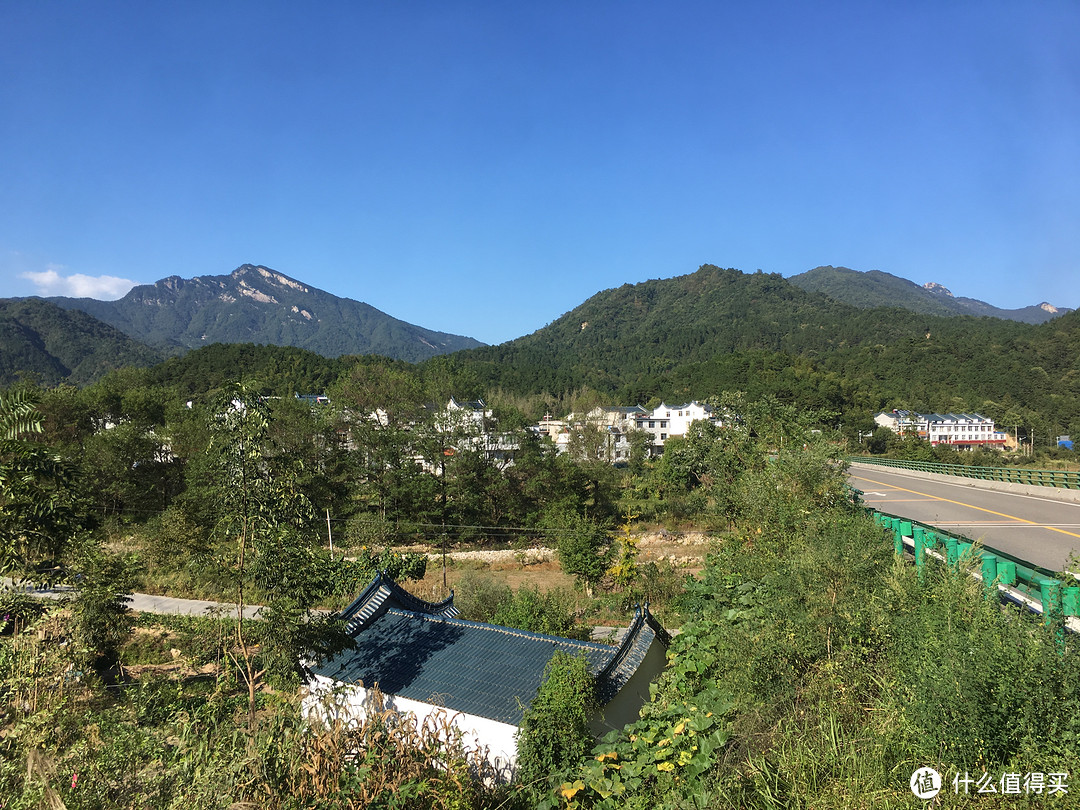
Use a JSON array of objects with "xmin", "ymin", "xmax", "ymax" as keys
[
  {"xmin": 846, "ymin": 486, "xmax": 1079, "ymax": 638},
  {"xmin": 848, "ymin": 455, "xmax": 1080, "ymax": 489}
]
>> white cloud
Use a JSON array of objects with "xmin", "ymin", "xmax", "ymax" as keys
[{"xmin": 20, "ymin": 265, "xmax": 140, "ymax": 300}]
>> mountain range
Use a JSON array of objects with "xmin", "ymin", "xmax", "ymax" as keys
[
  {"xmin": 0, "ymin": 261, "xmax": 1072, "ymax": 391},
  {"xmin": 42, "ymin": 264, "xmax": 485, "ymax": 362},
  {"xmin": 788, "ymin": 266, "xmax": 1071, "ymax": 324}
]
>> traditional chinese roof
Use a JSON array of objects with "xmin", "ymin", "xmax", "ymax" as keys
[
  {"xmin": 337, "ymin": 571, "xmax": 458, "ymax": 635},
  {"xmin": 312, "ymin": 574, "xmax": 669, "ymax": 727}
]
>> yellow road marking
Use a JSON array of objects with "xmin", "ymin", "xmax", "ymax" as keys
[{"xmin": 852, "ymin": 474, "xmax": 1080, "ymax": 540}]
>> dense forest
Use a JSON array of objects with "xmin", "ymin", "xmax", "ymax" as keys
[{"xmin": 0, "ymin": 299, "xmax": 163, "ymax": 386}]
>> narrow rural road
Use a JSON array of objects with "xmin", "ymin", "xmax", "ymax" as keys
[
  {"xmin": 7, "ymin": 579, "xmax": 633, "ymax": 641},
  {"xmin": 5, "ymin": 580, "xmax": 263, "ymax": 619}
]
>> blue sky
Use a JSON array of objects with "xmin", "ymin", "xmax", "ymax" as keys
[{"xmin": 2, "ymin": 1, "xmax": 1077, "ymax": 345}]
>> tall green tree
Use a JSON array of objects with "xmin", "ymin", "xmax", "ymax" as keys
[
  {"xmin": 202, "ymin": 384, "xmax": 346, "ymax": 720},
  {"xmin": 331, "ymin": 362, "xmax": 438, "ymax": 526},
  {"xmin": 0, "ymin": 389, "xmax": 81, "ymax": 579}
]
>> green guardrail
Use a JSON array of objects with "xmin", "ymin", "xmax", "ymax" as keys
[
  {"xmin": 848, "ymin": 455, "xmax": 1080, "ymax": 489},
  {"xmin": 847, "ymin": 486, "xmax": 1078, "ymax": 639}
]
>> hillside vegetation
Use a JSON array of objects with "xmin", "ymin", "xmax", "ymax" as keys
[
  {"xmin": 3, "ymin": 389, "xmax": 1079, "ymax": 808},
  {"xmin": 448, "ymin": 265, "xmax": 1080, "ymax": 439},
  {"xmin": 0, "ymin": 298, "xmax": 162, "ymax": 386}
]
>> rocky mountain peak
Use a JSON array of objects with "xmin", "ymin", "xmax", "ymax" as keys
[
  {"xmin": 923, "ymin": 282, "xmax": 954, "ymax": 297},
  {"xmin": 230, "ymin": 264, "xmax": 310, "ymax": 294}
]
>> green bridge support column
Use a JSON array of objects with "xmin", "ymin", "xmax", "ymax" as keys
[
  {"xmin": 997, "ymin": 560, "xmax": 1017, "ymax": 586},
  {"xmin": 1064, "ymin": 586, "xmax": 1080, "ymax": 618},
  {"xmin": 945, "ymin": 537, "xmax": 959, "ymax": 568},
  {"xmin": 1039, "ymin": 579, "xmax": 1065, "ymax": 653},
  {"xmin": 980, "ymin": 553, "xmax": 998, "ymax": 595},
  {"xmin": 913, "ymin": 526, "xmax": 927, "ymax": 581}
]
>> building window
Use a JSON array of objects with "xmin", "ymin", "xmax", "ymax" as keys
[
  {"xmin": 660, "ymin": 434, "xmax": 667, "ymax": 440},
  {"xmin": 648, "ymin": 421, "xmax": 655, "ymax": 428},
  {"xmin": 660, "ymin": 421, "xmax": 667, "ymax": 428}
]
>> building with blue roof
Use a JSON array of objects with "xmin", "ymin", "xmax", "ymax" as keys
[{"xmin": 303, "ymin": 572, "xmax": 670, "ymax": 779}]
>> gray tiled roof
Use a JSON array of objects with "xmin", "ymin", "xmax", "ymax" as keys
[
  {"xmin": 338, "ymin": 572, "xmax": 458, "ymax": 635},
  {"xmin": 314, "ymin": 609, "xmax": 616, "ymax": 725},
  {"xmin": 312, "ymin": 574, "xmax": 669, "ymax": 726}
]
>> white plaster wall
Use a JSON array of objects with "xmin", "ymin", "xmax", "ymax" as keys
[{"xmin": 304, "ymin": 675, "xmax": 519, "ymax": 781}]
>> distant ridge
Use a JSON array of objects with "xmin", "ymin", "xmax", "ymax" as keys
[
  {"xmin": 46, "ymin": 264, "xmax": 485, "ymax": 362},
  {"xmin": 788, "ymin": 266, "xmax": 1071, "ymax": 324},
  {"xmin": 0, "ymin": 298, "xmax": 162, "ymax": 386}
]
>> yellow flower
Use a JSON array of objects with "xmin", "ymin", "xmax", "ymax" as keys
[
  {"xmin": 672, "ymin": 720, "xmax": 687, "ymax": 735},
  {"xmin": 657, "ymin": 762, "xmax": 676, "ymax": 772},
  {"xmin": 657, "ymin": 738, "xmax": 671, "ymax": 747}
]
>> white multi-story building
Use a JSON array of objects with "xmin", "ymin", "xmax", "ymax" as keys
[
  {"xmin": 873, "ymin": 409, "xmax": 926, "ymax": 437},
  {"xmin": 873, "ymin": 410, "xmax": 1008, "ymax": 449},
  {"xmin": 923, "ymin": 413, "xmax": 1008, "ymax": 448},
  {"xmin": 636, "ymin": 401, "xmax": 724, "ymax": 451}
]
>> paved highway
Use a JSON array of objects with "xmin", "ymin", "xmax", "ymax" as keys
[{"xmin": 848, "ymin": 463, "xmax": 1080, "ymax": 572}]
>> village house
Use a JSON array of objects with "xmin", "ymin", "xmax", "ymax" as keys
[
  {"xmin": 303, "ymin": 573, "xmax": 670, "ymax": 780},
  {"xmin": 636, "ymin": 401, "xmax": 724, "ymax": 453}
]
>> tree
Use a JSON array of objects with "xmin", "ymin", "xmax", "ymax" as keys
[
  {"xmin": 548, "ymin": 511, "xmax": 612, "ymax": 596},
  {"xmin": 0, "ymin": 389, "xmax": 81, "ymax": 579},
  {"xmin": 68, "ymin": 543, "xmax": 135, "ymax": 674},
  {"xmin": 330, "ymin": 362, "xmax": 438, "ymax": 525},
  {"xmin": 202, "ymin": 384, "xmax": 347, "ymax": 720}
]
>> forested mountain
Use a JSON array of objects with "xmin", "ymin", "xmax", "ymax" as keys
[
  {"xmin": 7, "ymin": 262, "xmax": 1080, "ymax": 439},
  {"xmin": 0, "ymin": 298, "xmax": 162, "ymax": 386},
  {"xmin": 445, "ymin": 265, "xmax": 1080, "ymax": 435},
  {"xmin": 143, "ymin": 343, "xmax": 357, "ymax": 399},
  {"xmin": 450, "ymin": 265, "xmax": 988, "ymax": 395},
  {"xmin": 789, "ymin": 265, "xmax": 1071, "ymax": 323},
  {"xmin": 45, "ymin": 264, "xmax": 485, "ymax": 362}
]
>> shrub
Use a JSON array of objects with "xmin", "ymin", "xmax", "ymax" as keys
[{"xmin": 517, "ymin": 651, "xmax": 598, "ymax": 797}]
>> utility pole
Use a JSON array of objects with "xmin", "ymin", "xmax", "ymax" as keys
[{"xmin": 326, "ymin": 508, "xmax": 333, "ymax": 557}]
